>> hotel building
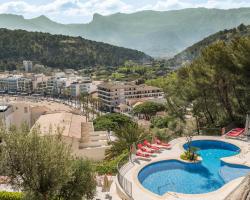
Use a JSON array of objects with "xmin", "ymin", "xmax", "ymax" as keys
[{"xmin": 97, "ymin": 82, "xmax": 164, "ymax": 111}]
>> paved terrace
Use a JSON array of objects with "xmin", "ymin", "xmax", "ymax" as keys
[{"xmin": 117, "ymin": 136, "xmax": 250, "ymax": 200}]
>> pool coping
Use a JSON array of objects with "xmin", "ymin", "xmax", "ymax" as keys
[{"xmin": 127, "ymin": 136, "xmax": 250, "ymax": 200}]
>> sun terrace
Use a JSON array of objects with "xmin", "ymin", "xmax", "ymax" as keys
[{"xmin": 115, "ymin": 116, "xmax": 250, "ymax": 200}]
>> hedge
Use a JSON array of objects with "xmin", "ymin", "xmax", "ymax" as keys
[{"xmin": 0, "ymin": 191, "xmax": 23, "ymax": 200}]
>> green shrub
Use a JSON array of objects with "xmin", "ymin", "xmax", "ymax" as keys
[
  {"xmin": 180, "ymin": 150, "xmax": 198, "ymax": 161},
  {"xmin": 0, "ymin": 191, "xmax": 23, "ymax": 200},
  {"xmin": 94, "ymin": 152, "xmax": 128, "ymax": 175},
  {"xmin": 94, "ymin": 160, "xmax": 118, "ymax": 175},
  {"xmin": 150, "ymin": 116, "xmax": 169, "ymax": 129}
]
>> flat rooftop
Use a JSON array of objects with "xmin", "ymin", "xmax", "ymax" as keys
[
  {"xmin": 98, "ymin": 82, "xmax": 162, "ymax": 91},
  {"xmin": 34, "ymin": 112, "xmax": 85, "ymax": 139}
]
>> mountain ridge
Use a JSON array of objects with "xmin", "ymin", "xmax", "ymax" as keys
[
  {"xmin": 1, "ymin": 8, "xmax": 250, "ymax": 57},
  {"xmin": 166, "ymin": 24, "xmax": 250, "ymax": 68},
  {"xmin": 0, "ymin": 28, "xmax": 150, "ymax": 70}
]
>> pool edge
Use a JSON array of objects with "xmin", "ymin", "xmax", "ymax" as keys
[{"xmin": 132, "ymin": 136, "xmax": 250, "ymax": 200}]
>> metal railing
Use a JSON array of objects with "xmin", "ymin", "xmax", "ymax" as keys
[{"xmin": 117, "ymin": 155, "xmax": 134, "ymax": 199}]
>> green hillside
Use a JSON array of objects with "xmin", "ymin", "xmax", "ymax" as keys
[
  {"xmin": 1, "ymin": 8, "xmax": 250, "ymax": 57},
  {"xmin": 0, "ymin": 29, "xmax": 150, "ymax": 70},
  {"xmin": 167, "ymin": 24, "xmax": 250, "ymax": 68},
  {"xmin": 147, "ymin": 35, "xmax": 250, "ymax": 127}
]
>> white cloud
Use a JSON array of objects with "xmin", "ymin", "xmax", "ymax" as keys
[
  {"xmin": 201, "ymin": 0, "xmax": 250, "ymax": 9},
  {"xmin": 0, "ymin": 0, "xmax": 250, "ymax": 23},
  {"xmin": 140, "ymin": 0, "xmax": 191, "ymax": 11},
  {"xmin": 65, "ymin": 0, "xmax": 133, "ymax": 17},
  {"xmin": 0, "ymin": 0, "xmax": 133, "ymax": 22},
  {"xmin": 139, "ymin": 0, "xmax": 250, "ymax": 11}
]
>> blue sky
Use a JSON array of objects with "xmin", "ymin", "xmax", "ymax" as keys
[{"xmin": 0, "ymin": 0, "xmax": 250, "ymax": 23}]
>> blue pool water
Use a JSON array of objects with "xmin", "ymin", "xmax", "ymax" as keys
[{"xmin": 138, "ymin": 140, "xmax": 250, "ymax": 195}]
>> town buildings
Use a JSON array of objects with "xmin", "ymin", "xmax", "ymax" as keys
[
  {"xmin": 0, "ymin": 75, "xmax": 32, "ymax": 94},
  {"xmin": 0, "ymin": 73, "xmax": 95, "ymax": 98}
]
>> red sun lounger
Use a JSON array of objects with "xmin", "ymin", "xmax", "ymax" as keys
[
  {"xmin": 136, "ymin": 151, "xmax": 151, "ymax": 158},
  {"xmin": 137, "ymin": 144, "xmax": 155, "ymax": 153},
  {"xmin": 143, "ymin": 140, "xmax": 160, "ymax": 150},
  {"xmin": 226, "ymin": 128, "xmax": 245, "ymax": 137},
  {"xmin": 155, "ymin": 138, "xmax": 171, "ymax": 147}
]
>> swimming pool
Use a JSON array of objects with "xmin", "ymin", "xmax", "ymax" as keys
[{"xmin": 138, "ymin": 140, "xmax": 250, "ymax": 195}]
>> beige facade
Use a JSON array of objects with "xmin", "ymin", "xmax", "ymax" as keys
[
  {"xmin": 0, "ymin": 102, "xmax": 49, "ymax": 128},
  {"xmin": 98, "ymin": 82, "xmax": 164, "ymax": 111},
  {"xmin": 0, "ymin": 97, "xmax": 109, "ymax": 161}
]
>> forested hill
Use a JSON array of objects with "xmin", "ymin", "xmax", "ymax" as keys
[
  {"xmin": 147, "ymin": 35, "xmax": 250, "ymax": 129},
  {"xmin": 0, "ymin": 29, "xmax": 150, "ymax": 70},
  {"xmin": 167, "ymin": 24, "xmax": 250, "ymax": 68}
]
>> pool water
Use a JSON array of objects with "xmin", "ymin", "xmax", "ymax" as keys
[{"xmin": 138, "ymin": 140, "xmax": 250, "ymax": 195}]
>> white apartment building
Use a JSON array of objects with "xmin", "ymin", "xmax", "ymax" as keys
[
  {"xmin": 23, "ymin": 60, "xmax": 33, "ymax": 72},
  {"xmin": 46, "ymin": 78, "xmax": 60, "ymax": 96},
  {"xmin": 70, "ymin": 82, "xmax": 80, "ymax": 97},
  {"xmin": 80, "ymin": 77, "xmax": 91, "ymax": 93},
  {"xmin": 0, "ymin": 75, "xmax": 32, "ymax": 94},
  {"xmin": 18, "ymin": 77, "xmax": 33, "ymax": 94},
  {"xmin": 32, "ymin": 74, "xmax": 48, "ymax": 94},
  {"xmin": 69, "ymin": 77, "xmax": 92, "ymax": 98}
]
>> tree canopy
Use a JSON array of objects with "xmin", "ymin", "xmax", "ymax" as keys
[
  {"xmin": 58, "ymin": 159, "xmax": 96, "ymax": 200},
  {"xmin": 0, "ymin": 125, "xmax": 96, "ymax": 200},
  {"xmin": 105, "ymin": 123, "xmax": 147, "ymax": 160},
  {"xmin": 133, "ymin": 102, "xmax": 166, "ymax": 120},
  {"xmin": 93, "ymin": 113, "xmax": 134, "ymax": 131},
  {"xmin": 148, "ymin": 36, "xmax": 250, "ymax": 127}
]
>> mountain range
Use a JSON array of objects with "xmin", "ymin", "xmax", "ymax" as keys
[{"xmin": 1, "ymin": 8, "xmax": 250, "ymax": 57}]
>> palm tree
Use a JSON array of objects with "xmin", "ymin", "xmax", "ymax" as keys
[
  {"xmin": 105, "ymin": 123, "xmax": 147, "ymax": 160},
  {"xmin": 94, "ymin": 98, "xmax": 103, "ymax": 115},
  {"xmin": 62, "ymin": 87, "xmax": 70, "ymax": 103},
  {"xmin": 80, "ymin": 92, "xmax": 89, "ymax": 121}
]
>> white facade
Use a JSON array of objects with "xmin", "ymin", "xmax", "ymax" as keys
[
  {"xmin": 0, "ymin": 103, "xmax": 42, "ymax": 128},
  {"xmin": 70, "ymin": 83, "xmax": 80, "ymax": 97},
  {"xmin": 70, "ymin": 77, "xmax": 92, "ymax": 97},
  {"xmin": 0, "ymin": 75, "xmax": 32, "ymax": 93},
  {"xmin": 23, "ymin": 60, "xmax": 33, "ymax": 72}
]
